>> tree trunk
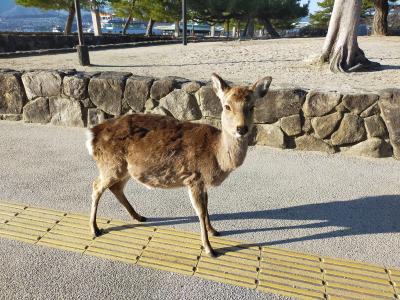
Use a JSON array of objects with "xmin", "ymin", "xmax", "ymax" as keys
[
  {"xmin": 91, "ymin": 1, "xmax": 102, "ymax": 36},
  {"xmin": 174, "ymin": 20, "xmax": 180, "ymax": 37},
  {"xmin": 264, "ymin": 19, "xmax": 280, "ymax": 38},
  {"xmin": 210, "ymin": 25, "xmax": 215, "ymax": 37},
  {"xmin": 242, "ymin": 19, "xmax": 249, "ymax": 38},
  {"xmin": 122, "ymin": 14, "xmax": 132, "ymax": 35},
  {"xmin": 64, "ymin": 3, "xmax": 75, "ymax": 35},
  {"xmin": 319, "ymin": 0, "xmax": 380, "ymax": 72},
  {"xmin": 146, "ymin": 18, "xmax": 154, "ymax": 36},
  {"xmin": 246, "ymin": 19, "xmax": 255, "ymax": 38},
  {"xmin": 373, "ymin": 0, "xmax": 389, "ymax": 36},
  {"xmin": 226, "ymin": 20, "xmax": 230, "ymax": 38}
]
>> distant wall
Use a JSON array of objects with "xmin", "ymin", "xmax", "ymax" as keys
[
  {"xmin": 0, "ymin": 33, "xmax": 174, "ymax": 53},
  {"xmin": 1, "ymin": 69, "xmax": 399, "ymax": 160}
]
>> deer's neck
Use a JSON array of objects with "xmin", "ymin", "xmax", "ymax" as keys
[{"xmin": 217, "ymin": 128, "xmax": 249, "ymax": 172}]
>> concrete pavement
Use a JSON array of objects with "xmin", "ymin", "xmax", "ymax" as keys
[{"xmin": 1, "ymin": 120, "xmax": 400, "ymax": 299}]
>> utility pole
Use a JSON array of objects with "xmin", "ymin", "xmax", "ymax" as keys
[
  {"xmin": 182, "ymin": 0, "xmax": 187, "ymax": 45},
  {"xmin": 74, "ymin": 0, "xmax": 90, "ymax": 66}
]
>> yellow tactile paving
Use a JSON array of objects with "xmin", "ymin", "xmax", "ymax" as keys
[{"xmin": 0, "ymin": 200, "xmax": 399, "ymax": 300}]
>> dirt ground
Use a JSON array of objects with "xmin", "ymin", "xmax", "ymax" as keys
[{"xmin": 1, "ymin": 36, "xmax": 399, "ymax": 92}]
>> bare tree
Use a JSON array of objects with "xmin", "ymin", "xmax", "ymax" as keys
[
  {"xmin": 318, "ymin": 0, "xmax": 380, "ymax": 72},
  {"xmin": 373, "ymin": 0, "xmax": 389, "ymax": 35},
  {"xmin": 145, "ymin": 18, "xmax": 154, "ymax": 36},
  {"xmin": 90, "ymin": 0, "xmax": 102, "ymax": 36},
  {"xmin": 64, "ymin": 2, "xmax": 75, "ymax": 35}
]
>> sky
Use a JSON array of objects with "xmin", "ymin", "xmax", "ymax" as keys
[{"xmin": 301, "ymin": 0, "xmax": 320, "ymax": 14}]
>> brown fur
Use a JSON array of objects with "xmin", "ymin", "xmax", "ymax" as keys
[{"xmin": 87, "ymin": 74, "xmax": 272, "ymax": 256}]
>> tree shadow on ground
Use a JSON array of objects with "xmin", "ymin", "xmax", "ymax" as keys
[
  {"xmin": 105, "ymin": 195, "xmax": 400, "ymax": 255},
  {"xmin": 377, "ymin": 64, "xmax": 400, "ymax": 70},
  {"xmin": 365, "ymin": 64, "xmax": 400, "ymax": 71},
  {"xmin": 90, "ymin": 58, "xmax": 300, "ymax": 69}
]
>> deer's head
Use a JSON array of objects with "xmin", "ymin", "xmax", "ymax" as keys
[{"xmin": 212, "ymin": 73, "xmax": 272, "ymax": 139}]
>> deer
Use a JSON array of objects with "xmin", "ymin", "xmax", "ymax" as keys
[{"xmin": 86, "ymin": 73, "xmax": 272, "ymax": 257}]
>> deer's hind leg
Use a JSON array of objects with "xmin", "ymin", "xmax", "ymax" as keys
[{"xmin": 109, "ymin": 177, "xmax": 146, "ymax": 222}]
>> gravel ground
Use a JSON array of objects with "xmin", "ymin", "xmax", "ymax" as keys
[{"xmin": 1, "ymin": 36, "xmax": 399, "ymax": 92}]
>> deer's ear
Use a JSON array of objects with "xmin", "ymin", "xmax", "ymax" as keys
[
  {"xmin": 251, "ymin": 76, "xmax": 272, "ymax": 99},
  {"xmin": 211, "ymin": 73, "xmax": 230, "ymax": 100}
]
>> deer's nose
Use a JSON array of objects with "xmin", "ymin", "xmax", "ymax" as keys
[{"xmin": 237, "ymin": 126, "xmax": 249, "ymax": 136}]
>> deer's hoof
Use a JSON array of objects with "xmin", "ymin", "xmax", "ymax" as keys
[
  {"xmin": 209, "ymin": 229, "xmax": 220, "ymax": 237},
  {"xmin": 206, "ymin": 249, "xmax": 217, "ymax": 258},
  {"xmin": 135, "ymin": 216, "xmax": 147, "ymax": 222},
  {"xmin": 92, "ymin": 227, "xmax": 104, "ymax": 238}
]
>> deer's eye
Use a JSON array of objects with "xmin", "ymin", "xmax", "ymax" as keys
[
  {"xmin": 249, "ymin": 106, "xmax": 255, "ymax": 112},
  {"xmin": 224, "ymin": 105, "xmax": 231, "ymax": 111}
]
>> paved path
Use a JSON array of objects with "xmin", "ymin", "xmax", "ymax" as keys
[{"xmin": 1, "ymin": 120, "xmax": 400, "ymax": 299}]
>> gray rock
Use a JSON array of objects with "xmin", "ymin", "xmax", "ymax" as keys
[
  {"xmin": 311, "ymin": 111, "xmax": 342, "ymax": 139},
  {"xmin": 0, "ymin": 114, "xmax": 22, "ymax": 121},
  {"xmin": 49, "ymin": 97, "xmax": 84, "ymax": 127},
  {"xmin": 0, "ymin": 72, "xmax": 26, "ymax": 114},
  {"xmin": 87, "ymin": 108, "xmax": 106, "ymax": 127},
  {"xmin": 151, "ymin": 106, "xmax": 172, "ymax": 117},
  {"xmin": 378, "ymin": 89, "xmax": 400, "ymax": 159},
  {"xmin": 124, "ymin": 76, "xmax": 154, "ymax": 112},
  {"xmin": 303, "ymin": 91, "xmax": 341, "ymax": 117},
  {"xmin": 22, "ymin": 97, "xmax": 51, "ymax": 123},
  {"xmin": 144, "ymin": 98, "xmax": 158, "ymax": 112},
  {"xmin": 182, "ymin": 81, "xmax": 202, "ymax": 93},
  {"xmin": 88, "ymin": 72, "xmax": 129, "ymax": 116},
  {"xmin": 334, "ymin": 102, "xmax": 348, "ymax": 113},
  {"xmin": 195, "ymin": 86, "xmax": 222, "ymax": 118},
  {"xmin": 121, "ymin": 98, "xmax": 131, "ymax": 115},
  {"xmin": 331, "ymin": 114, "xmax": 366, "ymax": 146},
  {"xmin": 159, "ymin": 89, "xmax": 201, "ymax": 120},
  {"xmin": 165, "ymin": 76, "xmax": 189, "ymax": 88},
  {"xmin": 344, "ymin": 138, "xmax": 392, "ymax": 158},
  {"xmin": 364, "ymin": 115, "xmax": 387, "ymax": 138},
  {"xmin": 342, "ymin": 93, "xmax": 379, "ymax": 115},
  {"xmin": 63, "ymin": 73, "xmax": 89, "ymax": 100},
  {"xmin": 360, "ymin": 102, "xmax": 380, "ymax": 118},
  {"xmin": 295, "ymin": 135, "xmax": 335, "ymax": 154},
  {"xmin": 254, "ymin": 124, "xmax": 285, "ymax": 148},
  {"xmin": 280, "ymin": 114, "xmax": 301, "ymax": 136},
  {"xmin": 302, "ymin": 117, "xmax": 312, "ymax": 134},
  {"xmin": 150, "ymin": 77, "xmax": 175, "ymax": 100},
  {"xmin": 255, "ymin": 89, "xmax": 306, "ymax": 123},
  {"xmin": 81, "ymin": 98, "xmax": 95, "ymax": 108},
  {"xmin": 21, "ymin": 71, "xmax": 62, "ymax": 100}
]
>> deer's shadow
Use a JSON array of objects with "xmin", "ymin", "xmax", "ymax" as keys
[{"xmin": 105, "ymin": 195, "xmax": 400, "ymax": 254}]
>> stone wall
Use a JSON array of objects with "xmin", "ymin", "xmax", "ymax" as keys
[{"xmin": 1, "ymin": 69, "xmax": 399, "ymax": 159}]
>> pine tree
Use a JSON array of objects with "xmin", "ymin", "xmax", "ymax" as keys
[
  {"xmin": 189, "ymin": 0, "xmax": 308, "ymax": 37},
  {"xmin": 16, "ymin": 0, "xmax": 108, "ymax": 34},
  {"xmin": 16, "ymin": 0, "xmax": 77, "ymax": 34},
  {"xmin": 311, "ymin": 0, "xmax": 398, "ymax": 35}
]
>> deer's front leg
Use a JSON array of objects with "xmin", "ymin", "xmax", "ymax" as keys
[
  {"xmin": 188, "ymin": 182, "xmax": 216, "ymax": 257},
  {"xmin": 203, "ymin": 191, "xmax": 219, "ymax": 236}
]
